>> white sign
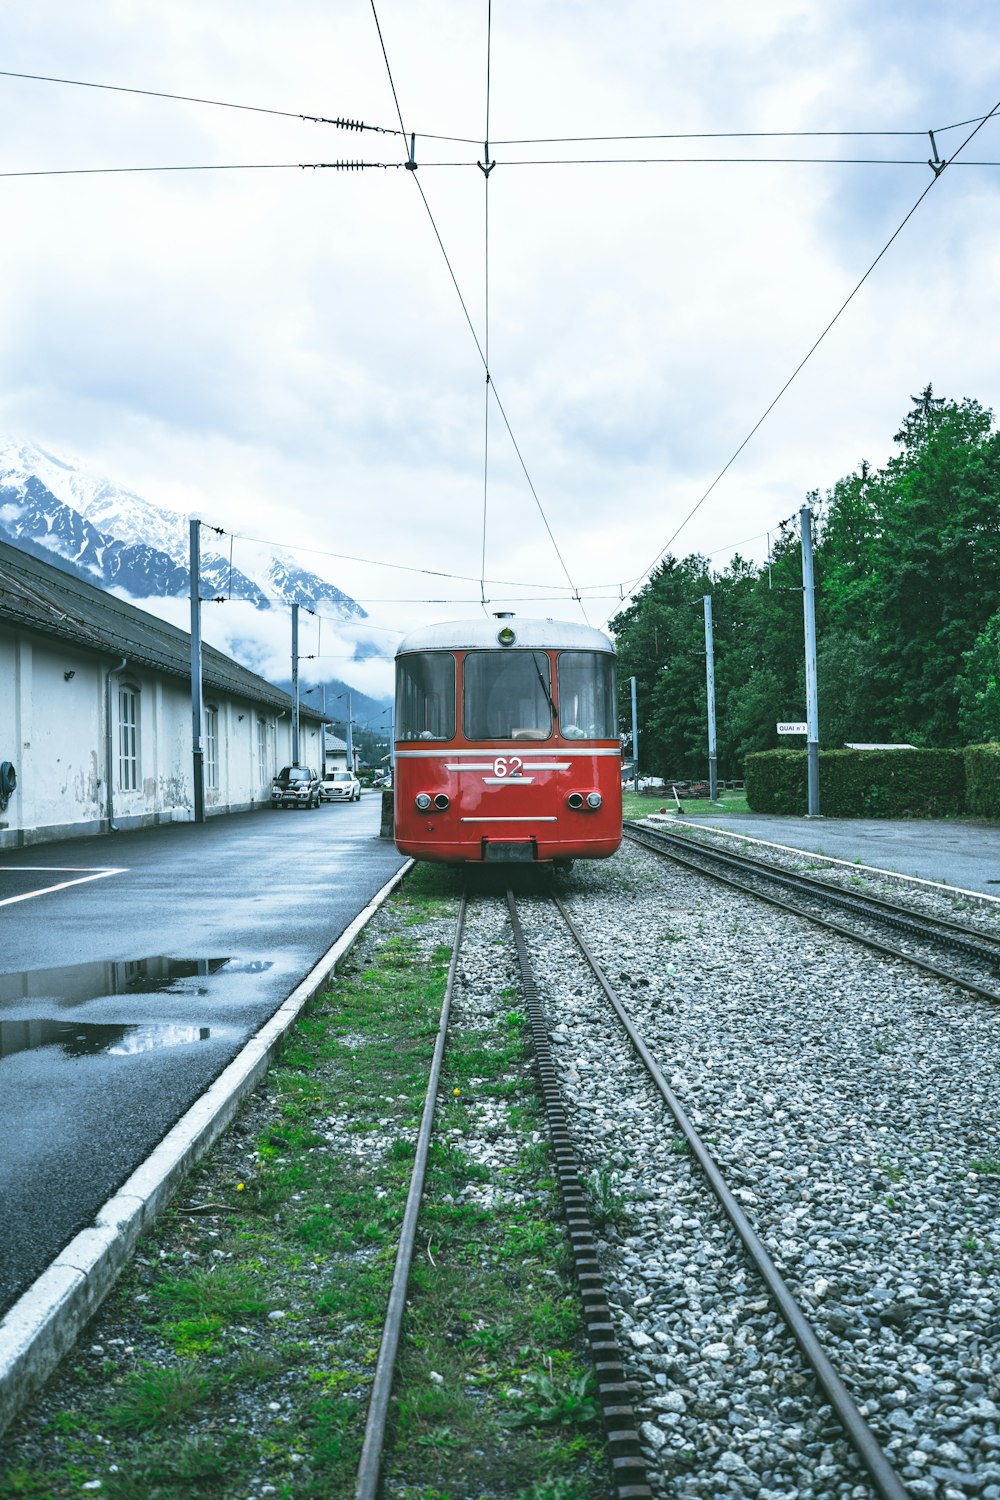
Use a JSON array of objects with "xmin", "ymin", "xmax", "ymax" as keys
[{"xmin": 776, "ymin": 721, "xmax": 808, "ymax": 736}]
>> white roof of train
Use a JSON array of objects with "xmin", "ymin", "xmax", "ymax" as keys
[{"xmin": 396, "ymin": 617, "xmax": 616, "ymax": 656}]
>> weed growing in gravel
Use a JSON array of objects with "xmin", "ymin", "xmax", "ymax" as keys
[
  {"xmin": 106, "ymin": 1363, "xmax": 212, "ymax": 1432},
  {"xmin": 583, "ymin": 1167, "xmax": 626, "ymax": 1229},
  {"xmin": 516, "ymin": 1477, "xmax": 592, "ymax": 1500},
  {"xmin": 969, "ymin": 1157, "xmax": 1000, "ymax": 1175},
  {"xmin": 512, "ymin": 1363, "xmax": 600, "ymax": 1427}
]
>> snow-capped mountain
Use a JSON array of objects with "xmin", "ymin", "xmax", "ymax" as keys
[{"xmin": 0, "ymin": 440, "xmax": 365, "ymax": 619}]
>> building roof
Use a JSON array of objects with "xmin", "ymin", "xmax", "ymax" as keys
[
  {"xmin": 396, "ymin": 616, "xmax": 616, "ymax": 655},
  {"xmin": 0, "ymin": 538, "xmax": 322, "ymax": 720}
]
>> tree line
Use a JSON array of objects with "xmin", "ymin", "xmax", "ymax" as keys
[{"xmin": 610, "ymin": 386, "xmax": 1000, "ymax": 778}]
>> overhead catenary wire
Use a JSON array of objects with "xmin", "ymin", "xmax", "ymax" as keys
[
  {"xmin": 7, "ymin": 155, "xmax": 1000, "ymax": 181},
  {"xmin": 0, "ymin": 68, "xmax": 398, "ymax": 133},
  {"xmin": 615, "ymin": 95, "xmax": 1000, "ymax": 613},
  {"xmin": 479, "ymin": 0, "xmax": 494, "ymax": 616},
  {"xmin": 368, "ymin": 0, "xmax": 588, "ymax": 624},
  {"xmin": 215, "ymin": 525, "xmax": 570, "ymax": 591},
  {"xmin": 413, "ymin": 156, "xmax": 1000, "ymax": 168},
  {"xmin": 0, "ymin": 161, "xmax": 402, "ymax": 179},
  {"xmin": 3, "ymin": 71, "xmax": 990, "ymax": 144}
]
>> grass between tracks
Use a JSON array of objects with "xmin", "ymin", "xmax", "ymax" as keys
[{"xmin": 0, "ymin": 865, "xmax": 605, "ymax": 1500}]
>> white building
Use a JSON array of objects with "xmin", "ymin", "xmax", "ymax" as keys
[{"xmin": 0, "ymin": 539, "xmax": 325, "ymax": 848}]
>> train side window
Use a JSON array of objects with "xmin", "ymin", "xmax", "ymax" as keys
[
  {"xmin": 463, "ymin": 651, "xmax": 553, "ymax": 741},
  {"xmin": 557, "ymin": 652, "xmax": 617, "ymax": 739},
  {"xmin": 396, "ymin": 652, "xmax": 456, "ymax": 740}
]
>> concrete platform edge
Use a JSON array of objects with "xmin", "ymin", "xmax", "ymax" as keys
[{"xmin": 0, "ymin": 857, "xmax": 414, "ymax": 1438}]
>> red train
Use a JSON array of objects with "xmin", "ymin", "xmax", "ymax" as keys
[{"xmin": 393, "ymin": 616, "xmax": 622, "ymax": 865}]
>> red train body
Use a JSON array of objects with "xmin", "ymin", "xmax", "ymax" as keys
[{"xmin": 393, "ymin": 617, "xmax": 622, "ymax": 865}]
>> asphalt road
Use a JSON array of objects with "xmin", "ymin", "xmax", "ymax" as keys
[{"xmin": 0, "ymin": 796, "xmax": 405, "ymax": 1313}]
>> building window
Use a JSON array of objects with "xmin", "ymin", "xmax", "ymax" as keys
[
  {"xmin": 205, "ymin": 707, "xmax": 219, "ymax": 790},
  {"xmin": 118, "ymin": 685, "xmax": 140, "ymax": 790},
  {"xmin": 257, "ymin": 717, "xmax": 270, "ymax": 782}
]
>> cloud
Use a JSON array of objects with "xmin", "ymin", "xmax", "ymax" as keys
[{"xmin": 3, "ymin": 0, "xmax": 1000, "ymax": 645}]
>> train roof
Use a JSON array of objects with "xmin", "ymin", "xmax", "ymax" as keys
[{"xmin": 395, "ymin": 617, "xmax": 616, "ymax": 656}]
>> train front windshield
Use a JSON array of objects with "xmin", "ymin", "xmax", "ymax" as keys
[{"xmin": 463, "ymin": 652, "xmax": 553, "ymax": 740}]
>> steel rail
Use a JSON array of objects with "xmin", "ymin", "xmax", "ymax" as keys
[
  {"xmin": 628, "ymin": 821, "xmax": 1000, "ymax": 963},
  {"xmin": 505, "ymin": 890, "xmax": 651, "ymax": 1500},
  {"xmin": 624, "ymin": 823, "xmax": 1000, "ymax": 1006},
  {"xmin": 354, "ymin": 893, "xmax": 467, "ymax": 1500},
  {"xmin": 550, "ymin": 893, "xmax": 910, "ymax": 1500}
]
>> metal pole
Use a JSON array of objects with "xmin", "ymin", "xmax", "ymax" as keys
[
  {"xmin": 703, "ymin": 595, "xmax": 718, "ymax": 802},
  {"xmin": 189, "ymin": 516, "xmax": 205, "ymax": 824},
  {"xmin": 800, "ymin": 504, "xmax": 821, "ymax": 817},
  {"xmin": 291, "ymin": 604, "xmax": 300, "ymax": 763},
  {"xmin": 630, "ymin": 676, "xmax": 639, "ymax": 792},
  {"xmin": 346, "ymin": 691, "xmax": 354, "ymax": 773},
  {"xmin": 319, "ymin": 684, "xmax": 326, "ymax": 773}
]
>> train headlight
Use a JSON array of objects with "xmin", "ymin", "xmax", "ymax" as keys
[
  {"xmin": 586, "ymin": 791, "xmax": 603, "ymax": 809},
  {"xmin": 496, "ymin": 625, "xmax": 517, "ymax": 647},
  {"xmin": 433, "ymin": 793, "xmax": 451, "ymax": 811},
  {"xmin": 415, "ymin": 792, "xmax": 433, "ymax": 811},
  {"xmin": 567, "ymin": 792, "xmax": 585, "ymax": 810}
]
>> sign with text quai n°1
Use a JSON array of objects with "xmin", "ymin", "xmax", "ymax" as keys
[{"xmin": 777, "ymin": 721, "xmax": 808, "ymax": 735}]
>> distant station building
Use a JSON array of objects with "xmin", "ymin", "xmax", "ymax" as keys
[{"xmin": 0, "ymin": 539, "xmax": 325, "ymax": 848}]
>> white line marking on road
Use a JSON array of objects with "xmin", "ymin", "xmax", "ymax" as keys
[{"xmin": 0, "ymin": 869, "xmax": 127, "ymax": 908}]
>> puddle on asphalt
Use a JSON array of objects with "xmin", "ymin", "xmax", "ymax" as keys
[
  {"xmin": 0, "ymin": 956, "xmax": 272, "ymax": 1007},
  {"xmin": 0, "ymin": 1020, "xmax": 213, "ymax": 1061}
]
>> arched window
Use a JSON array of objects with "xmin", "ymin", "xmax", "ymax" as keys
[{"xmin": 118, "ymin": 683, "xmax": 140, "ymax": 790}]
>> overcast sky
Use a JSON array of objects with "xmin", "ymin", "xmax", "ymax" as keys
[{"xmin": 3, "ymin": 1, "xmax": 1000, "ymax": 690}]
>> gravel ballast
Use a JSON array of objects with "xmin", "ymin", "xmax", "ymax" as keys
[{"xmin": 522, "ymin": 839, "xmax": 999, "ymax": 1498}]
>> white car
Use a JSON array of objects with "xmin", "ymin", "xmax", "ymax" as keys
[{"xmin": 321, "ymin": 770, "xmax": 361, "ymax": 803}]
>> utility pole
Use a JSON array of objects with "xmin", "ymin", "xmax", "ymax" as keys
[
  {"xmin": 291, "ymin": 604, "xmax": 300, "ymax": 763},
  {"xmin": 703, "ymin": 595, "xmax": 718, "ymax": 802},
  {"xmin": 800, "ymin": 504, "xmax": 821, "ymax": 816},
  {"xmin": 189, "ymin": 516, "xmax": 205, "ymax": 823},
  {"xmin": 630, "ymin": 676, "xmax": 639, "ymax": 792}
]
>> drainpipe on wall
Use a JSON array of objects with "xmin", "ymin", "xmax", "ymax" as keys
[{"xmin": 105, "ymin": 657, "xmax": 128, "ymax": 832}]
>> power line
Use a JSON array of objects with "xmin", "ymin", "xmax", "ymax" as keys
[{"xmin": 617, "ymin": 94, "xmax": 1000, "ymax": 610}]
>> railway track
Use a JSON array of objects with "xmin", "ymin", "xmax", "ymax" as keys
[
  {"xmin": 624, "ymin": 820, "xmax": 1000, "ymax": 1004},
  {"xmin": 358, "ymin": 876, "xmax": 930, "ymax": 1498}
]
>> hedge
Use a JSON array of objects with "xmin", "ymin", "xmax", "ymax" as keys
[
  {"xmin": 964, "ymin": 743, "xmax": 1000, "ymax": 819},
  {"xmin": 745, "ymin": 748, "xmax": 966, "ymax": 818}
]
